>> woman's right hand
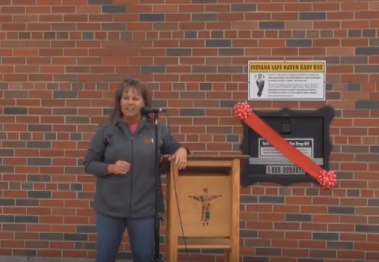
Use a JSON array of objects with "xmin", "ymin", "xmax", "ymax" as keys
[{"xmin": 107, "ymin": 161, "xmax": 131, "ymax": 175}]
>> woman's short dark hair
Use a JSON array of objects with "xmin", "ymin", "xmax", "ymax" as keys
[{"xmin": 108, "ymin": 78, "xmax": 152, "ymax": 124}]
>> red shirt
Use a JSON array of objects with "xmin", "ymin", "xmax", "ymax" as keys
[{"xmin": 129, "ymin": 123, "xmax": 138, "ymax": 133}]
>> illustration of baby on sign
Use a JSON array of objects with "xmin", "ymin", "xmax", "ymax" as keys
[{"xmin": 255, "ymin": 74, "xmax": 266, "ymax": 98}]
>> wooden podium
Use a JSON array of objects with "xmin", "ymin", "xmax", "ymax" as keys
[{"xmin": 163, "ymin": 155, "xmax": 248, "ymax": 262}]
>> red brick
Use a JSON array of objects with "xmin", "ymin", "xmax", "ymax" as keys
[{"xmin": 0, "ymin": 0, "xmax": 377, "ymax": 260}]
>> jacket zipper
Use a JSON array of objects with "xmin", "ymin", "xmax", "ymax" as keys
[{"xmin": 129, "ymin": 136, "xmax": 134, "ymax": 216}]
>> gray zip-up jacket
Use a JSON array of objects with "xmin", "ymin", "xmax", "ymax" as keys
[{"xmin": 83, "ymin": 118, "xmax": 183, "ymax": 218}]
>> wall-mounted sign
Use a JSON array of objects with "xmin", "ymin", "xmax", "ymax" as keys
[
  {"xmin": 248, "ymin": 60, "xmax": 326, "ymax": 101},
  {"xmin": 258, "ymin": 138, "xmax": 314, "ymax": 175}
]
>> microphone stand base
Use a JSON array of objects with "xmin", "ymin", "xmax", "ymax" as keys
[{"xmin": 151, "ymin": 258, "xmax": 165, "ymax": 262}]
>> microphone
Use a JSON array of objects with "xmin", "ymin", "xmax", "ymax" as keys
[{"xmin": 140, "ymin": 107, "xmax": 167, "ymax": 115}]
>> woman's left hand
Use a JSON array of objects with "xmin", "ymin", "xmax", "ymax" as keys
[{"xmin": 170, "ymin": 147, "xmax": 188, "ymax": 170}]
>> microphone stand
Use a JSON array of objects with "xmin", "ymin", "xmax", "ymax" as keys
[{"xmin": 152, "ymin": 112, "xmax": 164, "ymax": 262}]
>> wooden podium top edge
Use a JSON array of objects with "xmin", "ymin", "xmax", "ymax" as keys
[{"xmin": 162, "ymin": 154, "xmax": 249, "ymax": 160}]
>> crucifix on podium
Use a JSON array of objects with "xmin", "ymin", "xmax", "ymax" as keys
[{"xmin": 188, "ymin": 188, "xmax": 223, "ymax": 226}]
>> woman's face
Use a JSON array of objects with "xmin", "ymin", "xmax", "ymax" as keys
[{"xmin": 120, "ymin": 87, "xmax": 145, "ymax": 119}]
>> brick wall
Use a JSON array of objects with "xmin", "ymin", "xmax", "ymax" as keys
[{"xmin": 0, "ymin": 0, "xmax": 379, "ymax": 261}]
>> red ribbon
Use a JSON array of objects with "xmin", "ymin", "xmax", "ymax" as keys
[{"xmin": 234, "ymin": 101, "xmax": 337, "ymax": 189}]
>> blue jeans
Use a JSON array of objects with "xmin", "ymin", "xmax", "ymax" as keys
[{"xmin": 95, "ymin": 212, "xmax": 154, "ymax": 262}]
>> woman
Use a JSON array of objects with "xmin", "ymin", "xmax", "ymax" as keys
[{"xmin": 83, "ymin": 78, "xmax": 188, "ymax": 262}]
